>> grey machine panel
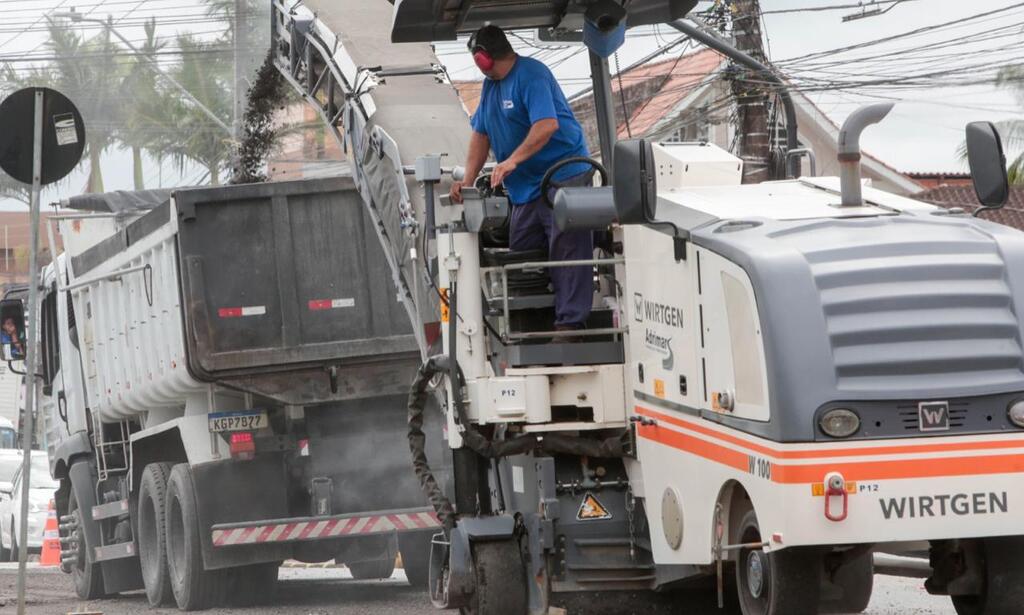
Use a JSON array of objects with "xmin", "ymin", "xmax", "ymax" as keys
[
  {"xmin": 691, "ymin": 211, "xmax": 1024, "ymax": 442},
  {"xmin": 173, "ymin": 177, "xmax": 419, "ymax": 394},
  {"xmin": 390, "ymin": 0, "xmax": 700, "ymax": 42}
]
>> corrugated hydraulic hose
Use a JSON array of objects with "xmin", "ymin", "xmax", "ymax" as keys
[{"xmin": 407, "ymin": 354, "xmax": 630, "ymax": 527}]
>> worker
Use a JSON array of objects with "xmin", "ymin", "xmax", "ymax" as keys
[{"xmin": 450, "ymin": 25, "xmax": 594, "ymax": 334}]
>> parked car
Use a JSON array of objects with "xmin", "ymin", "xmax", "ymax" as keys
[
  {"xmin": 0, "ymin": 451, "xmax": 56, "ymax": 560},
  {"xmin": 0, "ymin": 418, "xmax": 14, "ymax": 449}
]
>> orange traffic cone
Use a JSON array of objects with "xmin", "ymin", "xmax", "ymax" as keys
[{"xmin": 40, "ymin": 499, "xmax": 60, "ymax": 567}]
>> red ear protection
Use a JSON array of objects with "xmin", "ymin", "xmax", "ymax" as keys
[
  {"xmin": 468, "ymin": 30, "xmax": 495, "ymax": 72},
  {"xmin": 473, "ymin": 49, "xmax": 495, "ymax": 71}
]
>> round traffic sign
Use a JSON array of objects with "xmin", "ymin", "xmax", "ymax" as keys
[{"xmin": 0, "ymin": 87, "xmax": 86, "ymax": 185}]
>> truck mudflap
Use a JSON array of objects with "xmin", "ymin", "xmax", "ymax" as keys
[{"xmin": 211, "ymin": 506, "xmax": 441, "ymax": 547}]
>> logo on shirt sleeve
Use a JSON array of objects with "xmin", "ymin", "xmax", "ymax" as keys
[{"xmin": 502, "ymin": 99, "xmax": 514, "ymax": 109}]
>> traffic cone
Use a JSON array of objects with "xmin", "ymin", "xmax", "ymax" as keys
[{"xmin": 40, "ymin": 499, "xmax": 60, "ymax": 567}]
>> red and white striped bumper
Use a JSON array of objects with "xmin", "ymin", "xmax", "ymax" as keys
[{"xmin": 211, "ymin": 507, "xmax": 441, "ymax": 547}]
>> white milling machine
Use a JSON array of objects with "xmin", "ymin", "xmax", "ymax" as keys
[{"xmin": 263, "ymin": 1, "xmax": 1024, "ymax": 614}]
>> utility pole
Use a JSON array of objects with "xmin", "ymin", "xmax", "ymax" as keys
[
  {"xmin": 729, "ymin": 0, "xmax": 771, "ymax": 183},
  {"xmin": 233, "ymin": 0, "xmax": 246, "ymax": 141}
]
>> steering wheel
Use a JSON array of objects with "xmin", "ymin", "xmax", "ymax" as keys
[
  {"xmin": 474, "ymin": 172, "xmax": 505, "ymax": 198},
  {"xmin": 540, "ymin": 157, "xmax": 608, "ymax": 209}
]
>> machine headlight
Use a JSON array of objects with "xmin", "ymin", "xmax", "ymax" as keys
[
  {"xmin": 1007, "ymin": 400, "xmax": 1024, "ymax": 428},
  {"xmin": 819, "ymin": 408, "xmax": 860, "ymax": 438}
]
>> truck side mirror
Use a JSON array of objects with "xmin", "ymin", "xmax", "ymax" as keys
[
  {"xmin": 965, "ymin": 121, "xmax": 1010, "ymax": 215},
  {"xmin": 0, "ymin": 298, "xmax": 26, "ymax": 362},
  {"xmin": 613, "ymin": 139, "xmax": 658, "ymax": 224}
]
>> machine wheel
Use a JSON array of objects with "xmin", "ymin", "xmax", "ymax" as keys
[
  {"xmin": 821, "ymin": 550, "xmax": 873, "ymax": 613},
  {"xmin": 165, "ymin": 463, "xmax": 222, "ymax": 610},
  {"xmin": 399, "ymin": 531, "xmax": 433, "ymax": 589},
  {"xmin": 349, "ymin": 555, "xmax": 397, "ymax": 579},
  {"xmin": 225, "ymin": 561, "xmax": 279, "ymax": 606},
  {"xmin": 951, "ymin": 536, "xmax": 1024, "ymax": 615},
  {"xmin": 461, "ymin": 539, "xmax": 528, "ymax": 615},
  {"xmin": 735, "ymin": 509, "xmax": 821, "ymax": 615},
  {"xmin": 68, "ymin": 486, "xmax": 105, "ymax": 599},
  {"xmin": 137, "ymin": 462, "xmax": 174, "ymax": 606}
]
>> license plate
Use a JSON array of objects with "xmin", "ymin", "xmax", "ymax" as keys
[{"xmin": 208, "ymin": 410, "xmax": 268, "ymax": 433}]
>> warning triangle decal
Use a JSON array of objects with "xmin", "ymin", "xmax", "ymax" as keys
[{"xmin": 576, "ymin": 492, "xmax": 613, "ymax": 521}]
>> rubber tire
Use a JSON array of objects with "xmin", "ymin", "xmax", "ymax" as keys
[
  {"xmin": 951, "ymin": 536, "xmax": 1024, "ymax": 615},
  {"xmin": 735, "ymin": 509, "xmax": 821, "ymax": 615},
  {"xmin": 398, "ymin": 532, "xmax": 433, "ymax": 589},
  {"xmin": 9, "ymin": 522, "xmax": 18, "ymax": 563},
  {"xmin": 165, "ymin": 463, "xmax": 222, "ymax": 610},
  {"xmin": 461, "ymin": 540, "xmax": 528, "ymax": 615},
  {"xmin": 138, "ymin": 462, "xmax": 175, "ymax": 606},
  {"xmin": 349, "ymin": 555, "xmax": 397, "ymax": 580},
  {"xmin": 224, "ymin": 561, "xmax": 279, "ymax": 606},
  {"xmin": 68, "ymin": 486, "xmax": 105, "ymax": 599},
  {"xmin": 821, "ymin": 551, "xmax": 873, "ymax": 614},
  {"xmin": 1, "ymin": 518, "xmax": 12, "ymax": 562},
  {"xmin": 0, "ymin": 529, "xmax": 8, "ymax": 560}
]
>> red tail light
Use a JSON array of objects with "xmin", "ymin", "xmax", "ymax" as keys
[{"xmin": 229, "ymin": 432, "xmax": 256, "ymax": 460}]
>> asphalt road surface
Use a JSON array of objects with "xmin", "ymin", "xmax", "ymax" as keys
[{"xmin": 0, "ymin": 564, "xmax": 957, "ymax": 614}]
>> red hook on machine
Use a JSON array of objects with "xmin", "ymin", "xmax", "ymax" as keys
[{"xmin": 824, "ymin": 472, "xmax": 848, "ymax": 522}]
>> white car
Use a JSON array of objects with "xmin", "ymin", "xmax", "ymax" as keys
[
  {"xmin": 0, "ymin": 417, "xmax": 15, "ymax": 449},
  {"xmin": 0, "ymin": 451, "xmax": 56, "ymax": 560}
]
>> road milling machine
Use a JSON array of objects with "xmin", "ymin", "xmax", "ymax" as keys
[{"xmin": 273, "ymin": 1, "xmax": 1020, "ymax": 614}]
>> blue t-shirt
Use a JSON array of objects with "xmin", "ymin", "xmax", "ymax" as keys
[{"xmin": 470, "ymin": 56, "xmax": 590, "ymax": 204}]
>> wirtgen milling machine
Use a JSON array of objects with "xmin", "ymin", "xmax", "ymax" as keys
[{"xmin": 273, "ymin": 1, "xmax": 1020, "ymax": 613}]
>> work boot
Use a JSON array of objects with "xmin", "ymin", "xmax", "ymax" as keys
[{"xmin": 554, "ymin": 323, "xmax": 586, "ymax": 343}]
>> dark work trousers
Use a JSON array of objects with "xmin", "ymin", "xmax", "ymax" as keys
[{"xmin": 509, "ymin": 171, "xmax": 594, "ymax": 328}]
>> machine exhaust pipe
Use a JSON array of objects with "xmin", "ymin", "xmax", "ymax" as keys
[{"xmin": 838, "ymin": 102, "xmax": 894, "ymax": 207}]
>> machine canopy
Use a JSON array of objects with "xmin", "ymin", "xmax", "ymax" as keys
[{"xmin": 390, "ymin": 0, "xmax": 699, "ymax": 42}]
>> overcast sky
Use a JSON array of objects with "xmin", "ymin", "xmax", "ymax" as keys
[{"xmin": 0, "ymin": 0, "xmax": 1019, "ymax": 210}]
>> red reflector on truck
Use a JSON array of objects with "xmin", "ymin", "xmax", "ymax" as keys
[
  {"xmin": 308, "ymin": 298, "xmax": 355, "ymax": 311},
  {"xmin": 218, "ymin": 306, "xmax": 266, "ymax": 318},
  {"xmin": 230, "ymin": 432, "xmax": 256, "ymax": 460}
]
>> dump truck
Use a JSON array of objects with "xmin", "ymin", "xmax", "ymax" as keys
[
  {"xmin": 27, "ymin": 178, "xmax": 449, "ymax": 609},
  {"xmin": 273, "ymin": 1, "xmax": 1024, "ymax": 614}
]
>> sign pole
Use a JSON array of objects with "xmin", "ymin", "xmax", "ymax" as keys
[{"xmin": 15, "ymin": 87, "xmax": 43, "ymax": 615}]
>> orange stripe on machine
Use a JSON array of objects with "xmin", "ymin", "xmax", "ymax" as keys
[{"xmin": 635, "ymin": 406, "xmax": 1024, "ymax": 484}]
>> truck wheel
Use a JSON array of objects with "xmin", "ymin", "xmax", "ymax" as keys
[
  {"xmin": 349, "ymin": 555, "xmax": 397, "ymax": 579},
  {"xmin": 399, "ymin": 532, "xmax": 432, "ymax": 589},
  {"xmin": 821, "ymin": 551, "xmax": 873, "ymax": 613},
  {"xmin": 68, "ymin": 486, "xmax": 105, "ymax": 599},
  {"xmin": 165, "ymin": 463, "xmax": 222, "ymax": 610},
  {"xmin": 735, "ymin": 509, "xmax": 821, "ymax": 615},
  {"xmin": 462, "ymin": 539, "xmax": 528, "ymax": 615},
  {"xmin": 9, "ymin": 523, "xmax": 18, "ymax": 563},
  {"xmin": 138, "ymin": 462, "xmax": 174, "ymax": 606},
  {"xmin": 951, "ymin": 536, "xmax": 1024, "ymax": 615},
  {"xmin": 225, "ymin": 561, "xmax": 279, "ymax": 606},
  {"xmin": 0, "ymin": 529, "xmax": 8, "ymax": 561}
]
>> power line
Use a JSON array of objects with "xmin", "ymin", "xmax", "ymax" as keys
[{"xmin": 761, "ymin": 0, "xmax": 924, "ymax": 15}]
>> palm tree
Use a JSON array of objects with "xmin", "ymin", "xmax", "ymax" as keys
[
  {"xmin": 959, "ymin": 65, "xmax": 1023, "ymax": 185},
  {"xmin": 994, "ymin": 65, "xmax": 1024, "ymax": 184},
  {"xmin": 159, "ymin": 34, "xmax": 234, "ymax": 185},
  {"xmin": 118, "ymin": 18, "xmax": 171, "ymax": 190},
  {"xmin": 37, "ymin": 18, "xmax": 128, "ymax": 193}
]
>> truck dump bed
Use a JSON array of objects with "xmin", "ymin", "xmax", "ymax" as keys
[
  {"xmin": 65, "ymin": 177, "xmax": 420, "ymax": 421},
  {"xmin": 174, "ymin": 178, "xmax": 417, "ymax": 379}
]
